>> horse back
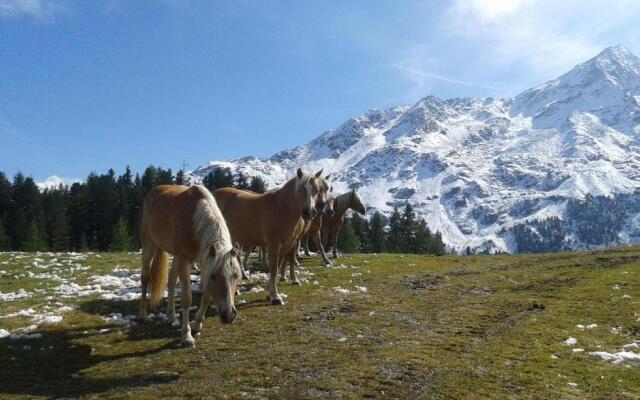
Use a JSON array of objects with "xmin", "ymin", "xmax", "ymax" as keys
[
  {"xmin": 214, "ymin": 187, "xmax": 297, "ymax": 248},
  {"xmin": 142, "ymin": 185, "xmax": 203, "ymax": 260}
]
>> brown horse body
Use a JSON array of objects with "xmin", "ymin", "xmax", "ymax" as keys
[
  {"xmin": 140, "ymin": 184, "xmax": 241, "ymax": 347},
  {"xmin": 214, "ymin": 169, "xmax": 322, "ymax": 304},
  {"xmin": 319, "ymin": 190, "xmax": 366, "ymax": 258},
  {"xmin": 279, "ymin": 174, "xmax": 333, "ymax": 282}
]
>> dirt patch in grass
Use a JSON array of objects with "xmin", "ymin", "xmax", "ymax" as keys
[{"xmin": 404, "ymin": 275, "xmax": 443, "ymax": 291}]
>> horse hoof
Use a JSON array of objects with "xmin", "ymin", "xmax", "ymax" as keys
[
  {"xmin": 291, "ymin": 280, "xmax": 301, "ymax": 286},
  {"xmin": 279, "ymin": 277, "xmax": 286, "ymax": 282},
  {"xmin": 271, "ymin": 297, "xmax": 284, "ymax": 306},
  {"xmin": 181, "ymin": 340, "xmax": 195, "ymax": 349}
]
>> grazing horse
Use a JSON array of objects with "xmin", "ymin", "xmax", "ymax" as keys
[
  {"xmin": 321, "ymin": 189, "xmax": 366, "ymax": 258},
  {"xmin": 214, "ymin": 168, "xmax": 323, "ymax": 305},
  {"xmin": 139, "ymin": 185, "xmax": 242, "ymax": 348},
  {"xmin": 279, "ymin": 174, "xmax": 334, "ymax": 283}
]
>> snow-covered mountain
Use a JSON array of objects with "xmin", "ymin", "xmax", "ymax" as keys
[
  {"xmin": 193, "ymin": 46, "xmax": 640, "ymax": 253},
  {"xmin": 37, "ymin": 176, "xmax": 81, "ymax": 191}
]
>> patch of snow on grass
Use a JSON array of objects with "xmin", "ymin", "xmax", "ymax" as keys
[
  {"xmin": 333, "ymin": 287, "xmax": 350, "ymax": 295},
  {"xmin": 564, "ymin": 337, "xmax": 577, "ymax": 346},
  {"xmin": 590, "ymin": 350, "xmax": 640, "ymax": 364},
  {"xmin": 0, "ymin": 289, "xmax": 31, "ymax": 301}
]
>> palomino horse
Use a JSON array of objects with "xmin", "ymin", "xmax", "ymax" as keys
[
  {"xmin": 139, "ymin": 184, "xmax": 242, "ymax": 347},
  {"xmin": 214, "ymin": 168, "xmax": 323, "ymax": 305},
  {"xmin": 300, "ymin": 208, "xmax": 334, "ymax": 266},
  {"xmin": 320, "ymin": 189, "xmax": 366, "ymax": 258},
  {"xmin": 279, "ymin": 173, "xmax": 333, "ymax": 284}
]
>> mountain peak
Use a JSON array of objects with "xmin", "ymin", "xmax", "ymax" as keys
[
  {"xmin": 194, "ymin": 47, "xmax": 640, "ymax": 253},
  {"xmin": 594, "ymin": 45, "xmax": 636, "ymax": 62}
]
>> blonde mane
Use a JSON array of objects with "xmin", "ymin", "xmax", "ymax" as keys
[{"xmin": 193, "ymin": 185, "xmax": 235, "ymax": 276}]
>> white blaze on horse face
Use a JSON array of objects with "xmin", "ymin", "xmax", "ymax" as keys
[
  {"xmin": 296, "ymin": 173, "xmax": 320, "ymax": 219},
  {"xmin": 208, "ymin": 252, "xmax": 240, "ymax": 323}
]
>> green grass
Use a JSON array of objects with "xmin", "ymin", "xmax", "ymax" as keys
[{"xmin": 1, "ymin": 248, "xmax": 639, "ymax": 399}]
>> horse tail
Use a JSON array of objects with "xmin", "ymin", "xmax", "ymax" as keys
[{"xmin": 148, "ymin": 248, "xmax": 168, "ymax": 309}]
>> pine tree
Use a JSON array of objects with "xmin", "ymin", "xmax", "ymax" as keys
[
  {"xmin": 175, "ymin": 169, "xmax": 189, "ymax": 186},
  {"xmin": 22, "ymin": 220, "xmax": 47, "ymax": 252},
  {"xmin": 350, "ymin": 213, "xmax": 370, "ymax": 252},
  {"xmin": 432, "ymin": 231, "xmax": 446, "ymax": 256},
  {"xmin": 249, "ymin": 176, "xmax": 267, "ymax": 193},
  {"xmin": 235, "ymin": 172, "xmax": 249, "ymax": 190},
  {"xmin": 68, "ymin": 182, "xmax": 88, "ymax": 251},
  {"xmin": 43, "ymin": 188, "xmax": 70, "ymax": 251},
  {"xmin": 386, "ymin": 207, "xmax": 402, "ymax": 252},
  {"xmin": 0, "ymin": 221, "xmax": 10, "ymax": 250},
  {"xmin": 400, "ymin": 203, "xmax": 416, "ymax": 252},
  {"xmin": 13, "ymin": 209, "xmax": 29, "ymax": 250},
  {"xmin": 78, "ymin": 232, "xmax": 88, "ymax": 252},
  {"xmin": 337, "ymin": 219, "xmax": 360, "ymax": 253},
  {"xmin": 141, "ymin": 166, "xmax": 158, "ymax": 195},
  {"xmin": 156, "ymin": 167, "xmax": 174, "ymax": 185},
  {"xmin": 413, "ymin": 219, "xmax": 432, "ymax": 254},
  {"xmin": 0, "ymin": 172, "xmax": 11, "ymax": 225},
  {"xmin": 111, "ymin": 217, "xmax": 130, "ymax": 251},
  {"xmin": 368, "ymin": 212, "xmax": 386, "ymax": 253}
]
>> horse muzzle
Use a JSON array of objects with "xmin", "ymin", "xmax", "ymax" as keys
[
  {"xmin": 219, "ymin": 306, "xmax": 237, "ymax": 324},
  {"xmin": 302, "ymin": 208, "xmax": 317, "ymax": 221}
]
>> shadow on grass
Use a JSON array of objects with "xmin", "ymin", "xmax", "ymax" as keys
[{"xmin": 0, "ymin": 325, "xmax": 178, "ymax": 399}]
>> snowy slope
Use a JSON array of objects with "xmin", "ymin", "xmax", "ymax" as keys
[{"xmin": 192, "ymin": 46, "xmax": 640, "ymax": 253}]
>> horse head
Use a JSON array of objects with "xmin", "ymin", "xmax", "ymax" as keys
[
  {"xmin": 350, "ymin": 189, "xmax": 366, "ymax": 215},
  {"xmin": 315, "ymin": 171, "xmax": 334, "ymax": 218},
  {"xmin": 295, "ymin": 168, "xmax": 322, "ymax": 221},
  {"xmin": 207, "ymin": 244, "xmax": 242, "ymax": 324}
]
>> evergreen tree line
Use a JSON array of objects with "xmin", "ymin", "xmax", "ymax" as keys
[
  {"xmin": 0, "ymin": 166, "xmax": 267, "ymax": 252},
  {"xmin": 510, "ymin": 191, "xmax": 640, "ymax": 253},
  {"xmin": 335, "ymin": 203, "xmax": 446, "ymax": 255}
]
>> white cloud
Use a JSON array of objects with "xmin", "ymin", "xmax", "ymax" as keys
[
  {"xmin": 0, "ymin": 0, "xmax": 66, "ymax": 21},
  {"xmin": 445, "ymin": 0, "xmax": 640, "ymax": 77},
  {"xmin": 450, "ymin": 0, "xmax": 535, "ymax": 23}
]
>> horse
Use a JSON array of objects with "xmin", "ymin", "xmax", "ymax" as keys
[
  {"xmin": 300, "ymin": 209, "xmax": 333, "ymax": 266},
  {"xmin": 320, "ymin": 189, "xmax": 366, "ymax": 258},
  {"xmin": 139, "ymin": 184, "xmax": 242, "ymax": 348},
  {"xmin": 214, "ymin": 168, "xmax": 324, "ymax": 305},
  {"xmin": 279, "ymin": 173, "xmax": 334, "ymax": 284}
]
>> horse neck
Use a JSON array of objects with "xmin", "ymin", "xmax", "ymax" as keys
[
  {"xmin": 275, "ymin": 177, "xmax": 301, "ymax": 220},
  {"xmin": 334, "ymin": 193, "xmax": 350, "ymax": 219}
]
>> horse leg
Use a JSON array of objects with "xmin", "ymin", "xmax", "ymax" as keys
[
  {"xmin": 303, "ymin": 235, "xmax": 311, "ymax": 257},
  {"xmin": 240, "ymin": 245, "xmax": 251, "ymax": 280},
  {"xmin": 290, "ymin": 241, "xmax": 301, "ymax": 285},
  {"xmin": 191, "ymin": 265, "xmax": 213, "ymax": 336},
  {"xmin": 138, "ymin": 245, "xmax": 155, "ymax": 319},
  {"xmin": 314, "ymin": 230, "xmax": 333, "ymax": 266},
  {"xmin": 166, "ymin": 258, "xmax": 178, "ymax": 324},
  {"xmin": 294, "ymin": 242, "xmax": 301, "ymax": 266},
  {"xmin": 260, "ymin": 247, "xmax": 268, "ymax": 272},
  {"xmin": 279, "ymin": 248, "xmax": 289, "ymax": 282},
  {"xmin": 332, "ymin": 231, "xmax": 339, "ymax": 258},
  {"xmin": 267, "ymin": 245, "xmax": 284, "ymax": 305},
  {"xmin": 176, "ymin": 257, "xmax": 196, "ymax": 347}
]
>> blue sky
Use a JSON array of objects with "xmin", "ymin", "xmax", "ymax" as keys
[{"xmin": 1, "ymin": 0, "xmax": 640, "ymax": 182}]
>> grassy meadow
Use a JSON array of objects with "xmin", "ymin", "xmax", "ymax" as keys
[{"xmin": 0, "ymin": 248, "xmax": 639, "ymax": 399}]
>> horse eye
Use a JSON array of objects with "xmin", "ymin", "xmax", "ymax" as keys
[{"xmin": 210, "ymin": 275, "xmax": 216, "ymax": 281}]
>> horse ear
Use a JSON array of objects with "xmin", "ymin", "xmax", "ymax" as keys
[
  {"xmin": 325, "ymin": 173, "xmax": 331, "ymax": 180},
  {"xmin": 297, "ymin": 168, "xmax": 303, "ymax": 179},
  {"xmin": 315, "ymin": 169, "xmax": 323, "ymax": 177}
]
